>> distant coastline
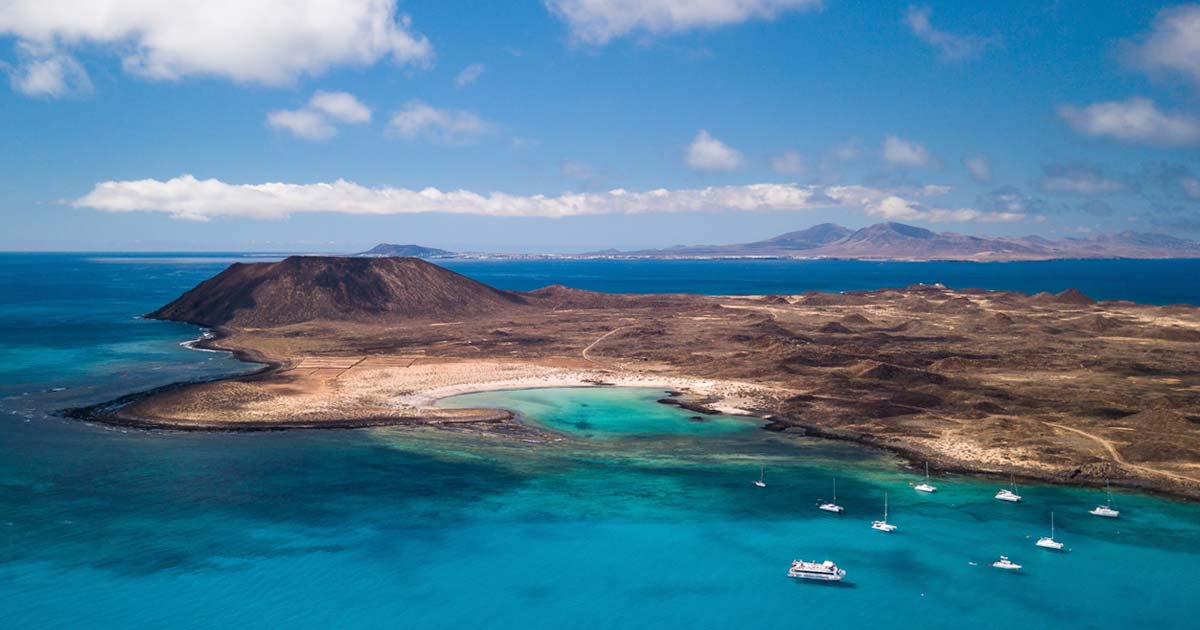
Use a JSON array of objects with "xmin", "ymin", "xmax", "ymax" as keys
[{"xmin": 353, "ymin": 221, "xmax": 1200, "ymax": 263}]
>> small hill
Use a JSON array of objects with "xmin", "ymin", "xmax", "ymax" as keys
[
  {"xmin": 148, "ymin": 256, "xmax": 529, "ymax": 327},
  {"xmin": 356, "ymin": 243, "xmax": 455, "ymax": 258}
]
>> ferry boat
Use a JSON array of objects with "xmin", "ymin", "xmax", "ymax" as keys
[
  {"xmin": 914, "ymin": 462, "xmax": 937, "ymax": 493},
  {"xmin": 1036, "ymin": 512, "xmax": 1065, "ymax": 550},
  {"xmin": 871, "ymin": 493, "xmax": 897, "ymax": 532},
  {"xmin": 995, "ymin": 476, "xmax": 1022, "ymax": 502},
  {"xmin": 991, "ymin": 555, "xmax": 1022, "ymax": 571},
  {"xmin": 787, "ymin": 559, "xmax": 846, "ymax": 582},
  {"xmin": 754, "ymin": 466, "xmax": 767, "ymax": 488},
  {"xmin": 1089, "ymin": 482, "xmax": 1120, "ymax": 518},
  {"xmin": 818, "ymin": 476, "xmax": 844, "ymax": 513}
]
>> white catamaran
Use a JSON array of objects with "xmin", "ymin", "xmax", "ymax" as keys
[
  {"xmin": 1089, "ymin": 481, "xmax": 1120, "ymax": 518},
  {"xmin": 754, "ymin": 466, "xmax": 767, "ymax": 488},
  {"xmin": 995, "ymin": 475, "xmax": 1022, "ymax": 502},
  {"xmin": 787, "ymin": 559, "xmax": 846, "ymax": 582},
  {"xmin": 914, "ymin": 462, "xmax": 937, "ymax": 493},
  {"xmin": 818, "ymin": 477, "xmax": 844, "ymax": 513},
  {"xmin": 871, "ymin": 493, "xmax": 897, "ymax": 532},
  {"xmin": 1036, "ymin": 512, "xmax": 1065, "ymax": 550}
]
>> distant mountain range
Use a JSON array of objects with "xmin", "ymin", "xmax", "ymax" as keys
[
  {"xmin": 356, "ymin": 243, "xmax": 455, "ymax": 258},
  {"xmin": 353, "ymin": 222, "xmax": 1200, "ymax": 262},
  {"xmin": 585, "ymin": 222, "xmax": 1200, "ymax": 261}
]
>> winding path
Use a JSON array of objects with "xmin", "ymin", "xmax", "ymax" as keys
[
  {"xmin": 1045, "ymin": 422, "xmax": 1200, "ymax": 485},
  {"xmin": 582, "ymin": 326, "xmax": 627, "ymax": 364}
]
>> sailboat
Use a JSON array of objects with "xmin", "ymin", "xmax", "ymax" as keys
[
  {"xmin": 754, "ymin": 466, "xmax": 767, "ymax": 488},
  {"xmin": 871, "ymin": 493, "xmax": 897, "ymax": 532},
  {"xmin": 914, "ymin": 462, "xmax": 937, "ymax": 493},
  {"xmin": 1036, "ymin": 512, "xmax": 1065, "ymax": 550},
  {"xmin": 818, "ymin": 477, "xmax": 844, "ymax": 513},
  {"xmin": 1089, "ymin": 481, "xmax": 1120, "ymax": 518},
  {"xmin": 995, "ymin": 475, "xmax": 1022, "ymax": 502}
]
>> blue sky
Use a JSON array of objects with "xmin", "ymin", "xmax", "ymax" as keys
[{"xmin": 1, "ymin": 1, "xmax": 1199, "ymax": 252}]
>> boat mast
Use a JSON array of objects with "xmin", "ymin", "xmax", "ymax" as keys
[{"xmin": 832, "ymin": 477, "xmax": 837, "ymax": 502}]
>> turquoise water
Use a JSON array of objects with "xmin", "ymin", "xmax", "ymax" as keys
[
  {"xmin": 441, "ymin": 387, "xmax": 757, "ymax": 438},
  {"xmin": 2, "ymin": 253, "xmax": 1199, "ymax": 628}
]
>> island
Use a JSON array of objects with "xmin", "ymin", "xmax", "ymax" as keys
[{"xmin": 73, "ymin": 256, "xmax": 1200, "ymax": 498}]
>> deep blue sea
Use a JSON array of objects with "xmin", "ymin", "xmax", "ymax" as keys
[{"xmin": 2, "ymin": 253, "xmax": 1198, "ymax": 629}]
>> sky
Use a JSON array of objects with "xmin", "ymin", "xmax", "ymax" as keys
[{"xmin": 1, "ymin": 0, "xmax": 1199, "ymax": 253}]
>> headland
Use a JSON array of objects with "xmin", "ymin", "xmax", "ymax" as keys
[{"xmin": 75, "ymin": 255, "xmax": 1200, "ymax": 498}]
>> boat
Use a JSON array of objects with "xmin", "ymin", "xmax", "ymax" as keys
[
  {"xmin": 871, "ymin": 493, "xmax": 897, "ymax": 532},
  {"xmin": 787, "ymin": 559, "xmax": 846, "ymax": 582},
  {"xmin": 995, "ymin": 475, "xmax": 1022, "ymax": 502},
  {"xmin": 991, "ymin": 555, "xmax": 1022, "ymax": 571},
  {"xmin": 1036, "ymin": 512, "xmax": 1065, "ymax": 550},
  {"xmin": 1089, "ymin": 481, "xmax": 1120, "ymax": 518},
  {"xmin": 818, "ymin": 476, "xmax": 844, "ymax": 513},
  {"xmin": 914, "ymin": 462, "xmax": 937, "ymax": 493},
  {"xmin": 754, "ymin": 466, "xmax": 767, "ymax": 488}
]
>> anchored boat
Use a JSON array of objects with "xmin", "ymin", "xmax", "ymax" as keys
[
  {"xmin": 991, "ymin": 555, "xmax": 1022, "ymax": 571},
  {"xmin": 1036, "ymin": 512, "xmax": 1065, "ymax": 550},
  {"xmin": 871, "ymin": 493, "xmax": 897, "ymax": 532},
  {"xmin": 995, "ymin": 475, "xmax": 1022, "ymax": 502},
  {"xmin": 914, "ymin": 462, "xmax": 937, "ymax": 493},
  {"xmin": 1090, "ymin": 481, "xmax": 1120, "ymax": 518},
  {"xmin": 787, "ymin": 559, "xmax": 846, "ymax": 582},
  {"xmin": 818, "ymin": 476, "xmax": 844, "ymax": 513}
]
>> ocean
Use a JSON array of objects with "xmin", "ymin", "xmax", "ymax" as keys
[{"xmin": 1, "ymin": 253, "xmax": 1198, "ymax": 629}]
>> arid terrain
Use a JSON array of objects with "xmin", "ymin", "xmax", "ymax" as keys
[{"xmin": 79, "ymin": 256, "xmax": 1200, "ymax": 497}]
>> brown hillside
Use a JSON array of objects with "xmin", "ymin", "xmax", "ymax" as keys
[{"xmin": 147, "ymin": 256, "xmax": 532, "ymax": 326}]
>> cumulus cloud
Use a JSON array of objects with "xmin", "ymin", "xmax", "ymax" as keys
[
  {"xmin": 5, "ymin": 41, "xmax": 92, "ymax": 97},
  {"xmin": 386, "ymin": 101, "xmax": 492, "ymax": 144},
  {"xmin": 72, "ymin": 174, "xmax": 1024, "ymax": 224},
  {"xmin": 266, "ymin": 109, "xmax": 337, "ymax": 141},
  {"xmin": 544, "ymin": 0, "xmax": 823, "ymax": 45},
  {"xmin": 1058, "ymin": 97, "xmax": 1200, "ymax": 146},
  {"xmin": 0, "ymin": 0, "xmax": 432, "ymax": 96},
  {"xmin": 770, "ymin": 150, "xmax": 806, "ymax": 175},
  {"xmin": 308, "ymin": 91, "xmax": 372, "ymax": 123},
  {"xmin": 267, "ymin": 91, "xmax": 371, "ymax": 140},
  {"xmin": 1123, "ymin": 4, "xmax": 1200, "ymax": 89},
  {"xmin": 1038, "ymin": 163, "xmax": 1130, "ymax": 196},
  {"xmin": 881, "ymin": 135, "xmax": 931, "ymax": 167},
  {"xmin": 685, "ymin": 130, "xmax": 743, "ymax": 171},
  {"xmin": 903, "ymin": 5, "xmax": 998, "ymax": 61},
  {"xmin": 962, "ymin": 153, "xmax": 991, "ymax": 182},
  {"xmin": 455, "ymin": 63, "xmax": 485, "ymax": 87}
]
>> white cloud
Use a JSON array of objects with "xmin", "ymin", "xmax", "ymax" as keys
[
  {"xmin": 903, "ymin": 5, "xmax": 998, "ymax": 61},
  {"xmin": 545, "ymin": 0, "xmax": 823, "ymax": 45},
  {"xmin": 830, "ymin": 138, "xmax": 860, "ymax": 161},
  {"xmin": 308, "ymin": 90, "xmax": 372, "ymax": 123},
  {"xmin": 1179, "ymin": 176, "xmax": 1200, "ymax": 200},
  {"xmin": 1038, "ymin": 164, "xmax": 1128, "ymax": 196},
  {"xmin": 685, "ymin": 130, "xmax": 743, "ymax": 171},
  {"xmin": 455, "ymin": 63, "xmax": 485, "ymax": 87},
  {"xmin": 962, "ymin": 153, "xmax": 991, "ymax": 182},
  {"xmin": 386, "ymin": 101, "xmax": 492, "ymax": 144},
  {"xmin": 5, "ymin": 42, "xmax": 92, "ymax": 97},
  {"xmin": 1057, "ymin": 97, "xmax": 1200, "ymax": 146},
  {"xmin": 881, "ymin": 134, "xmax": 932, "ymax": 167},
  {"xmin": 266, "ymin": 91, "xmax": 371, "ymax": 140},
  {"xmin": 1123, "ymin": 4, "xmax": 1200, "ymax": 89},
  {"xmin": 770, "ymin": 150, "xmax": 806, "ymax": 175},
  {"xmin": 0, "ymin": 0, "xmax": 432, "ymax": 95},
  {"xmin": 73, "ymin": 174, "xmax": 1024, "ymax": 224},
  {"xmin": 266, "ymin": 109, "xmax": 337, "ymax": 141}
]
